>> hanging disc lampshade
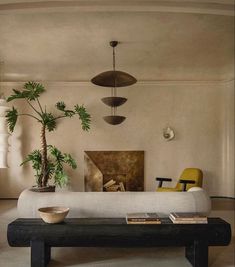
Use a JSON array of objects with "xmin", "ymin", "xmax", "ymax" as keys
[
  {"xmin": 103, "ymin": 115, "xmax": 126, "ymax": 125},
  {"xmin": 91, "ymin": 41, "xmax": 137, "ymax": 88},
  {"xmin": 91, "ymin": 70, "xmax": 137, "ymax": 87},
  {"xmin": 101, "ymin": 97, "xmax": 127, "ymax": 107},
  {"xmin": 91, "ymin": 41, "xmax": 137, "ymax": 125}
]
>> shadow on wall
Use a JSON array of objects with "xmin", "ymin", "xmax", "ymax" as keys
[
  {"xmin": 203, "ymin": 170, "xmax": 214, "ymax": 195},
  {"xmin": 7, "ymin": 123, "xmax": 25, "ymax": 192}
]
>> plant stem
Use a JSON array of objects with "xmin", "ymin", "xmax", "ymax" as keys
[
  {"xmin": 18, "ymin": 113, "xmax": 41, "ymax": 122},
  {"xmin": 53, "ymin": 115, "xmax": 68, "ymax": 121},
  {"xmin": 40, "ymin": 125, "xmax": 48, "ymax": 187},
  {"xmin": 36, "ymin": 98, "xmax": 43, "ymax": 113},
  {"xmin": 27, "ymin": 100, "xmax": 42, "ymax": 118}
]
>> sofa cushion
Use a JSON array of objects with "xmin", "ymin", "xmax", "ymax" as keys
[{"xmin": 17, "ymin": 187, "xmax": 211, "ymax": 218}]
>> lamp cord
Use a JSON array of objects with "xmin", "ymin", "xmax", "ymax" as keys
[
  {"xmin": 112, "ymin": 46, "xmax": 117, "ymax": 96},
  {"xmin": 111, "ymin": 46, "xmax": 117, "ymax": 116},
  {"xmin": 112, "ymin": 46, "xmax": 116, "ymax": 71}
]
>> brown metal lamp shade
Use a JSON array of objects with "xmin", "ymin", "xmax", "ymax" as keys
[
  {"xmin": 101, "ymin": 97, "xmax": 127, "ymax": 107},
  {"xmin": 103, "ymin": 115, "xmax": 126, "ymax": 125},
  {"xmin": 91, "ymin": 41, "xmax": 136, "ymax": 126},
  {"xmin": 91, "ymin": 70, "xmax": 137, "ymax": 87}
]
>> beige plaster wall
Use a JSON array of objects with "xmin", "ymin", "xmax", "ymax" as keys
[{"xmin": 0, "ymin": 81, "xmax": 234, "ymax": 198}]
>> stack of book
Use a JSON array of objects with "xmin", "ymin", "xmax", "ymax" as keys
[
  {"xmin": 126, "ymin": 213, "xmax": 161, "ymax": 224},
  {"xmin": 169, "ymin": 212, "xmax": 208, "ymax": 224}
]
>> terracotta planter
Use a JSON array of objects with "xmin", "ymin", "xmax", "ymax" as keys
[{"xmin": 30, "ymin": 185, "xmax": 56, "ymax": 193}]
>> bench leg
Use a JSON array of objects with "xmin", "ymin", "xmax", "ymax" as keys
[
  {"xmin": 31, "ymin": 240, "xmax": 51, "ymax": 267},
  {"xmin": 185, "ymin": 240, "xmax": 208, "ymax": 267}
]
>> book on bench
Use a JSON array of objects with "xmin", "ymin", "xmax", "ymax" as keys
[
  {"xmin": 126, "ymin": 213, "xmax": 161, "ymax": 224},
  {"xmin": 169, "ymin": 212, "xmax": 208, "ymax": 224}
]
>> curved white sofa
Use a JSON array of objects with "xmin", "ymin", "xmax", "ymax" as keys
[{"xmin": 18, "ymin": 187, "xmax": 211, "ymax": 218}]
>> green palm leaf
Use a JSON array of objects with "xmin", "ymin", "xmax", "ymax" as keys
[
  {"xmin": 5, "ymin": 107, "xmax": 18, "ymax": 132},
  {"xmin": 74, "ymin": 105, "xmax": 91, "ymax": 131},
  {"xmin": 41, "ymin": 112, "xmax": 56, "ymax": 132},
  {"xmin": 7, "ymin": 81, "xmax": 45, "ymax": 102},
  {"xmin": 63, "ymin": 153, "xmax": 77, "ymax": 169}
]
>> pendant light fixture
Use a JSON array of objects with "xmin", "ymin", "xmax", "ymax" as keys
[{"xmin": 91, "ymin": 41, "xmax": 137, "ymax": 125}]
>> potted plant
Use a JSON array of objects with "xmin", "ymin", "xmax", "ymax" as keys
[{"xmin": 6, "ymin": 81, "xmax": 91, "ymax": 192}]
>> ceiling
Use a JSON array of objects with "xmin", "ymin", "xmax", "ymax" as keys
[{"xmin": 0, "ymin": 0, "xmax": 234, "ymax": 82}]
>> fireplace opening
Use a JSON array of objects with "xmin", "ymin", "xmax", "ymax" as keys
[
  {"xmin": 84, "ymin": 151, "xmax": 144, "ymax": 192},
  {"xmin": 103, "ymin": 174, "xmax": 126, "ymax": 191}
]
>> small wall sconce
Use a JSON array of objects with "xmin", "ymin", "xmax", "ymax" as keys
[{"xmin": 163, "ymin": 126, "xmax": 175, "ymax": 141}]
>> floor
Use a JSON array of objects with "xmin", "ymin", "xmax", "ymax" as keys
[{"xmin": 0, "ymin": 199, "xmax": 234, "ymax": 267}]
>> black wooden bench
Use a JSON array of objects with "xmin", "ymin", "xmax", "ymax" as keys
[{"xmin": 7, "ymin": 217, "xmax": 231, "ymax": 267}]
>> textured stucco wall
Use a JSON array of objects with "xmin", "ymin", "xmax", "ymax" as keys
[
  {"xmin": 0, "ymin": 12, "xmax": 234, "ymax": 82},
  {"xmin": 0, "ymin": 81, "xmax": 234, "ymax": 197}
]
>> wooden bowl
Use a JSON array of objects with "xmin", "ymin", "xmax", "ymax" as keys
[{"xmin": 38, "ymin": 207, "xmax": 69, "ymax": 224}]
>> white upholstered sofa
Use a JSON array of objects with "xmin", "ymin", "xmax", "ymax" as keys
[{"xmin": 18, "ymin": 187, "xmax": 211, "ymax": 218}]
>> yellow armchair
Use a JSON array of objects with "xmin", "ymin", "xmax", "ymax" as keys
[{"xmin": 156, "ymin": 168, "xmax": 203, "ymax": 192}]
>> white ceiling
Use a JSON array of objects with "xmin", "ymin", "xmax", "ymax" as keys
[{"xmin": 0, "ymin": 1, "xmax": 234, "ymax": 82}]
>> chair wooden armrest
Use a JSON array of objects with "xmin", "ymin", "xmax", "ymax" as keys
[
  {"xmin": 156, "ymin": 177, "xmax": 172, "ymax": 188},
  {"xmin": 179, "ymin": 179, "xmax": 195, "ymax": 191}
]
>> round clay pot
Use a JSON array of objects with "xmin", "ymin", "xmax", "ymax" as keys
[{"xmin": 38, "ymin": 207, "xmax": 70, "ymax": 224}]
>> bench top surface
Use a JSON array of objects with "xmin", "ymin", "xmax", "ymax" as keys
[
  {"xmin": 7, "ymin": 217, "xmax": 231, "ymax": 248},
  {"xmin": 9, "ymin": 217, "xmax": 229, "ymax": 226}
]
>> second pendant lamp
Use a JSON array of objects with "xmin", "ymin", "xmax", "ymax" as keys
[{"xmin": 91, "ymin": 41, "xmax": 137, "ymax": 125}]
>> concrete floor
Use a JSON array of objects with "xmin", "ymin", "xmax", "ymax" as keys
[{"xmin": 0, "ymin": 199, "xmax": 234, "ymax": 267}]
